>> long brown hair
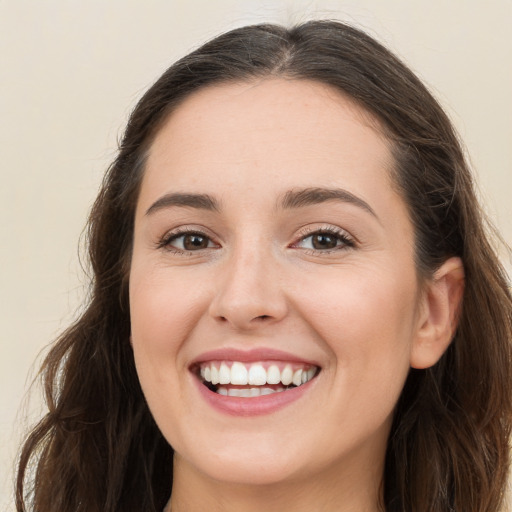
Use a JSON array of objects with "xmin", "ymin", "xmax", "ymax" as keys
[{"xmin": 16, "ymin": 20, "xmax": 512, "ymax": 511}]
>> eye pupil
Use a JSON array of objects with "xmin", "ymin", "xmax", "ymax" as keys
[
  {"xmin": 312, "ymin": 234, "xmax": 338, "ymax": 250},
  {"xmin": 183, "ymin": 234, "xmax": 208, "ymax": 250}
]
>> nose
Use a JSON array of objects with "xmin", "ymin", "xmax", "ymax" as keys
[{"xmin": 208, "ymin": 244, "xmax": 288, "ymax": 331}]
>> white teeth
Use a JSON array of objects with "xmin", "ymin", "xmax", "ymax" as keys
[
  {"xmin": 239, "ymin": 388, "xmax": 253, "ymax": 398},
  {"xmin": 267, "ymin": 365, "xmax": 281, "ymax": 385},
  {"xmin": 230, "ymin": 362, "xmax": 248, "ymax": 385},
  {"xmin": 210, "ymin": 365, "xmax": 219, "ymax": 385},
  {"xmin": 248, "ymin": 364, "xmax": 267, "ymax": 385},
  {"xmin": 217, "ymin": 386, "xmax": 287, "ymax": 397},
  {"xmin": 292, "ymin": 369, "xmax": 303, "ymax": 386},
  {"xmin": 219, "ymin": 362, "xmax": 230, "ymax": 384},
  {"xmin": 281, "ymin": 365, "xmax": 293, "ymax": 386},
  {"xmin": 200, "ymin": 361, "xmax": 319, "ymax": 389}
]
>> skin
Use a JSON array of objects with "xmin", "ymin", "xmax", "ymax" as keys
[{"xmin": 129, "ymin": 79, "xmax": 464, "ymax": 512}]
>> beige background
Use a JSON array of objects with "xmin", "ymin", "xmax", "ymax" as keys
[{"xmin": 1, "ymin": 1, "xmax": 511, "ymax": 509}]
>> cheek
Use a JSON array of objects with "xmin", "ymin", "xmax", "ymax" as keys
[
  {"xmin": 130, "ymin": 265, "xmax": 207, "ymax": 344},
  {"xmin": 293, "ymin": 264, "xmax": 417, "ymax": 383},
  {"xmin": 128, "ymin": 267, "xmax": 210, "ymax": 431},
  {"xmin": 128, "ymin": 266, "xmax": 213, "ymax": 399}
]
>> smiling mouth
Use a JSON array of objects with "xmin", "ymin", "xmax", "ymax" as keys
[{"xmin": 196, "ymin": 361, "xmax": 319, "ymax": 397}]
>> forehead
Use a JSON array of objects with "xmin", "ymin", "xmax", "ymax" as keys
[
  {"xmin": 150, "ymin": 78, "xmax": 390, "ymax": 159},
  {"xmin": 141, "ymin": 78, "xmax": 398, "ymax": 216}
]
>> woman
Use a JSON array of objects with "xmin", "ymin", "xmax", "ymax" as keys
[{"xmin": 16, "ymin": 20, "xmax": 512, "ymax": 512}]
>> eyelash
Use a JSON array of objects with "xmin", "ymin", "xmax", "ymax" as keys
[
  {"xmin": 291, "ymin": 226, "xmax": 356, "ymax": 254},
  {"xmin": 156, "ymin": 227, "xmax": 219, "ymax": 255},
  {"xmin": 157, "ymin": 226, "xmax": 355, "ymax": 255}
]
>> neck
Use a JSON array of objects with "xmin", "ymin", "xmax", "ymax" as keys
[{"xmin": 168, "ymin": 454, "xmax": 384, "ymax": 512}]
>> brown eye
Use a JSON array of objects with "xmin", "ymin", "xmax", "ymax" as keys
[
  {"xmin": 311, "ymin": 233, "xmax": 338, "ymax": 250},
  {"xmin": 162, "ymin": 231, "xmax": 216, "ymax": 252},
  {"xmin": 294, "ymin": 229, "xmax": 354, "ymax": 252},
  {"xmin": 182, "ymin": 234, "xmax": 210, "ymax": 250}
]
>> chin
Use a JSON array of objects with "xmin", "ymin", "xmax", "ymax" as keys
[{"xmin": 173, "ymin": 432, "xmax": 312, "ymax": 487}]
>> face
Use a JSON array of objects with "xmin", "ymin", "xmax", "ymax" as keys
[{"xmin": 129, "ymin": 79, "xmax": 424, "ymax": 490}]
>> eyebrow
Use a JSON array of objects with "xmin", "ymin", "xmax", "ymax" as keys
[
  {"xmin": 279, "ymin": 187, "xmax": 377, "ymax": 217},
  {"xmin": 145, "ymin": 187, "xmax": 377, "ymax": 218},
  {"xmin": 145, "ymin": 192, "xmax": 220, "ymax": 215}
]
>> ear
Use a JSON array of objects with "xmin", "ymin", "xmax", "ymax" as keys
[{"xmin": 410, "ymin": 257, "xmax": 465, "ymax": 369}]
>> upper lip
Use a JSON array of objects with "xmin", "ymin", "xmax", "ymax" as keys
[{"xmin": 190, "ymin": 347, "xmax": 321, "ymax": 367}]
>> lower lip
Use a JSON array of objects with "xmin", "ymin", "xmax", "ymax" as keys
[{"xmin": 193, "ymin": 376, "xmax": 317, "ymax": 416}]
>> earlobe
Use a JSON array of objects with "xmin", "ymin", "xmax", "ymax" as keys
[{"xmin": 410, "ymin": 257, "xmax": 465, "ymax": 369}]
